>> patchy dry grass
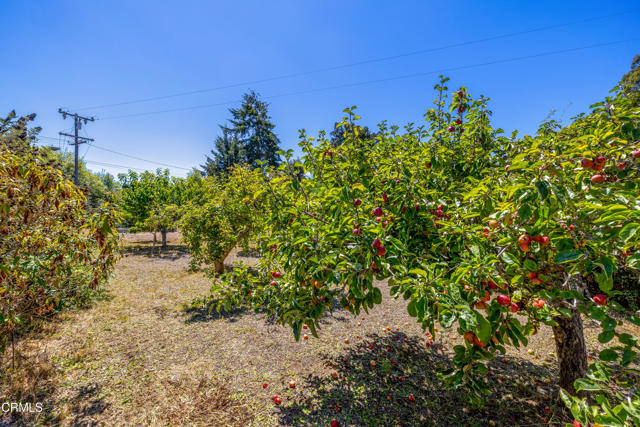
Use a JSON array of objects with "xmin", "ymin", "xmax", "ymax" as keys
[{"xmin": 1, "ymin": 232, "xmax": 638, "ymax": 426}]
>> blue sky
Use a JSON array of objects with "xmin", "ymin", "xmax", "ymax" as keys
[{"xmin": 1, "ymin": 1, "xmax": 638, "ymax": 177}]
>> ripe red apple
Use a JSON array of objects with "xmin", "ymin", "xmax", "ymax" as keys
[
  {"xmin": 272, "ymin": 272, "xmax": 281, "ymax": 278},
  {"xmin": 527, "ymin": 272, "xmax": 537, "ymax": 279},
  {"xmin": 344, "ymin": 338, "xmax": 349, "ymax": 344},
  {"xmin": 518, "ymin": 234, "xmax": 531, "ymax": 245},
  {"xmin": 617, "ymin": 162, "xmax": 626, "ymax": 169},
  {"xmin": 270, "ymin": 280, "xmax": 276, "ymax": 286},
  {"xmin": 426, "ymin": 162, "xmax": 432, "ymax": 169},
  {"xmin": 591, "ymin": 174, "xmax": 604, "ymax": 184},
  {"xmin": 353, "ymin": 199, "xmax": 362, "ymax": 206},
  {"xmin": 573, "ymin": 420, "xmax": 582, "ymax": 427},
  {"xmin": 496, "ymin": 295, "xmax": 511, "ymax": 306},
  {"xmin": 415, "ymin": 203, "xmax": 421, "ymax": 211},
  {"xmin": 448, "ymin": 126, "xmax": 455, "ymax": 132},
  {"xmin": 373, "ymin": 207, "xmax": 383, "ymax": 217},
  {"xmin": 488, "ymin": 220, "xmax": 500, "ymax": 229},
  {"xmin": 262, "ymin": 382, "xmax": 268, "ymax": 388},
  {"xmin": 303, "ymin": 324, "xmax": 307, "ymax": 329},
  {"xmin": 372, "ymin": 238, "xmax": 382, "ymax": 248},
  {"xmin": 289, "ymin": 381, "xmax": 296, "ymax": 388},
  {"xmin": 487, "ymin": 280, "xmax": 500, "ymax": 290},
  {"xmin": 581, "ymin": 158, "xmax": 593, "ymax": 169},
  {"xmin": 510, "ymin": 302, "xmax": 519, "ymax": 313},
  {"xmin": 382, "ymin": 193, "xmax": 388, "ymax": 203},
  {"xmin": 408, "ymin": 395, "xmax": 415, "ymax": 402},
  {"xmin": 331, "ymin": 420, "xmax": 340, "ymax": 427},
  {"xmin": 596, "ymin": 155, "xmax": 606, "ymax": 164},
  {"xmin": 593, "ymin": 294, "xmax": 608, "ymax": 306},
  {"xmin": 533, "ymin": 299, "xmax": 546, "ymax": 309},
  {"xmin": 352, "ymin": 228, "xmax": 361, "ymax": 235},
  {"xmin": 370, "ymin": 360, "xmax": 376, "ymax": 367},
  {"xmin": 303, "ymin": 334, "xmax": 308, "ymax": 340},
  {"xmin": 531, "ymin": 278, "xmax": 543, "ymax": 285},
  {"xmin": 633, "ymin": 149, "xmax": 640, "ymax": 158},
  {"xmin": 455, "ymin": 118, "xmax": 462, "ymax": 125},
  {"xmin": 274, "ymin": 396, "xmax": 281, "ymax": 405},
  {"xmin": 541, "ymin": 236, "xmax": 550, "ymax": 247},
  {"xmin": 377, "ymin": 246, "xmax": 386, "ymax": 256}
]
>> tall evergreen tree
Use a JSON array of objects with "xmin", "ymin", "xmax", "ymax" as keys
[
  {"xmin": 202, "ymin": 91, "xmax": 281, "ymax": 175},
  {"xmin": 202, "ymin": 127, "xmax": 244, "ymax": 176}
]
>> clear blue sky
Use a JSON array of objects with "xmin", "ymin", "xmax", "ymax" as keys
[{"xmin": 1, "ymin": 1, "xmax": 638, "ymax": 177}]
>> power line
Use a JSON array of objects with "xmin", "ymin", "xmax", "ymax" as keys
[
  {"xmin": 84, "ymin": 160, "xmax": 151, "ymax": 172},
  {"xmin": 97, "ymin": 37, "xmax": 640, "ymax": 120},
  {"xmin": 39, "ymin": 136, "xmax": 193, "ymax": 171},
  {"xmin": 72, "ymin": 8, "xmax": 639, "ymax": 113},
  {"xmin": 87, "ymin": 143, "xmax": 192, "ymax": 170}
]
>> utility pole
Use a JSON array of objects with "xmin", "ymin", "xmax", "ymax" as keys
[{"xmin": 58, "ymin": 109, "xmax": 95, "ymax": 185}]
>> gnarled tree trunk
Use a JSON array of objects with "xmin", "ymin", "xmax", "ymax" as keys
[
  {"xmin": 213, "ymin": 260, "xmax": 224, "ymax": 274},
  {"xmin": 161, "ymin": 229, "xmax": 167, "ymax": 248},
  {"xmin": 552, "ymin": 310, "xmax": 588, "ymax": 396}
]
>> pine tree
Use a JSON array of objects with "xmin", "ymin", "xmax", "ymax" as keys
[
  {"xmin": 202, "ymin": 127, "xmax": 245, "ymax": 176},
  {"xmin": 227, "ymin": 91, "xmax": 281, "ymax": 167}
]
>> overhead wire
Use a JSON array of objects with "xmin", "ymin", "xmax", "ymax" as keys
[
  {"xmin": 97, "ymin": 37, "xmax": 640, "ymax": 120},
  {"xmin": 72, "ymin": 8, "xmax": 640, "ymax": 112}
]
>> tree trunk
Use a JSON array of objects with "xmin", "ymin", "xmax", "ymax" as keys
[
  {"xmin": 552, "ymin": 310, "xmax": 588, "ymax": 396},
  {"xmin": 213, "ymin": 260, "xmax": 224, "ymax": 274},
  {"xmin": 161, "ymin": 229, "xmax": 167, "ymax": 248}
]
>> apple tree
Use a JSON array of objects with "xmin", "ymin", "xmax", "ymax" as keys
[
  {"xmin": 204, "ymin": 79, "xmax": 640, "ymax": 421},
  {"xmin": 180, "ymin": 164, "xmax": 266, "ymax": 273}
]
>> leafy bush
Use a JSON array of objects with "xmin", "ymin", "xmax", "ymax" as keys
[{"xmin": 0, "ymin": 112, "xmax": 120, "ymax": 355}]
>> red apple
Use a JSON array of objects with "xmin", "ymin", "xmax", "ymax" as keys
[
  {"xmin": 533, "ymin": 299, "xmax": 546, "ymax": 309},
  {"xmin": 510, "ymin": 302, "xmax": 519, "ymax": 313},
  {"xmin": 632, "ymin": 149, "xmax": 640, "ymax": 158},
  {"xmin": 408, "ymin": 395, "xmax": 415, "ymax": 402},
  {"xmin": 541, "ymin": 236, "xmax": 550, "ymax": 247},
  {"xmin": 289, "ymin": 381, "xmax": 296, "ymax": 388},
  {"xmin": 527, "ymin": 272, "xmax": 537, "ymax": 279},
  {"xmin": 591, "ymin": 174, "xmax": 604, "ymax": 184},
  {"xmin": 496, "ymin": 295, "xmax": 511, "ymax": 306},
  {"xmin": 270, "ymin": 280, "xmax": 276, "ymax": 286},
  {"xmin": 448, "ymin": 126, "xmax": 455, "ymax": 132},
  {"xmin": 617, "ymin": 162, "xmax": 626, "ymax": 169},
  {"xmin": 373, "ymin": 207, "xmax": 383, "ymax": 217},
  {"xmin": 593, "ymin": 294, "xmax": 608, "ymax": 306},
  {"xmin": 262, "ymin": 382, "xmax": 268, "ymax": 388},
  {"xmin": 372, "ymin": 238, "xmax": 382, "ymax": 248},
  {"xmin": 581, "ymin": 158, "xmax": 593, "ymax": 169},
  {"xmin": 344, "ymin": 338, "xmax": 349, "ymax": 344},
  {"xmin": 382, "ymin": 193, "xmax": 388, "ymax": 203},
  {"xmin": 353, "ymin": 199, "xmax": 362, "ymax": 206},
  {"xmin": 272, "ymin": 272, "xmax": 281, "ymax": 278},
  {"xmin": 377, "ymin": 246, "xmax": 386, "ymax": 256},
  {"xmin": 518, "ymin": 234, "xmax": 531, "ymax": 245},
  {"xmin": 352, "ymin": 228, "xmax": 361, "ymax": 235},
  {"xmin": 331, "ymin": 420, "xmax": 340, "ymax": 427}
]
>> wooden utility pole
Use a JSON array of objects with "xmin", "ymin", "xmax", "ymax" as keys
[{"xmin": 58, "ymin": 109, "xmax": 95, "ymax": 185}]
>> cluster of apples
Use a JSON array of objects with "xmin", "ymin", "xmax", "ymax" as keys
[{"xmin": 517, "ymin": 233, "xmax": 549, "ymax": 252}]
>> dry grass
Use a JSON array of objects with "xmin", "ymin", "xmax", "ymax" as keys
[{"xmin": 1, "ymin": 232, "xmax": 638, "ymax": 426}]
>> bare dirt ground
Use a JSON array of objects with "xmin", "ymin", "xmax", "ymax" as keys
[{"xmin": 2, "ymin": 232, "xmax": 638, "ymax": 426}]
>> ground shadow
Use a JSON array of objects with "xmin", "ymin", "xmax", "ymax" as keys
[
  {"xmin": 278, "ymin": 333, "xmax": 572, "ymax": 426},
  {"xmin": 182, "ymin": 304, "xmax": 255, "ymax": 324},
  {"xmin": 120, "ymin": 244, "xmax": 190, "ymax": 261}
]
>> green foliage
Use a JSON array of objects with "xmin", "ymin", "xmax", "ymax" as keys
[
  {"xmin": 117, "ymin": 168, "xmax": 200, "ymax": 233},
  {"xmin": 0, "ymin": 112, "xmax": 120, "ymax": 354},
  {"xmin": 53, "ymin": 152, "xmax": 120, "ymax": 208},
  {"xmin": 180, "ymin": 165, "xmax": 266, "ymax": 271},
  {"xmin": 621, "ymin": 54, "xmax": 640, "ymax": 107},
  {"xmin": 202, "ymin": 90, "xmax": 281, "ymax": 175},
  {"xmin": 202, "ymin": 77, "xmax": 640, "ymax": 418}
]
